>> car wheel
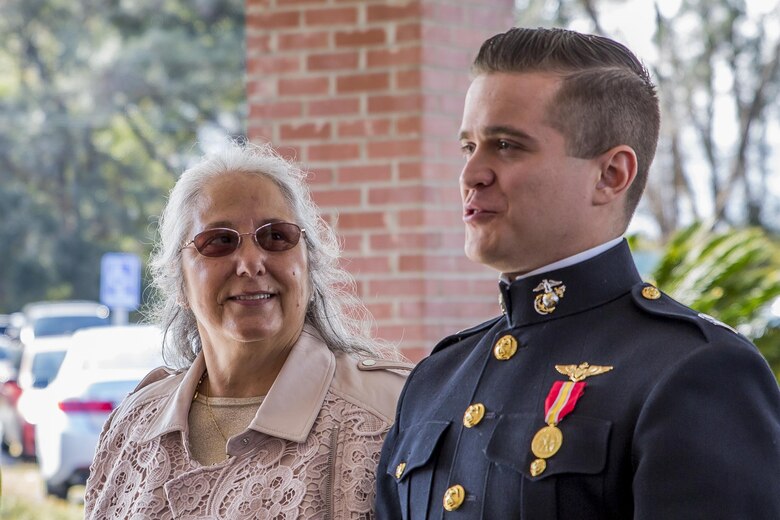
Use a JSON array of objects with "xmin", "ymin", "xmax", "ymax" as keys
[{"xmin": 45, "ymin": 479, "xmax": 69, "ymax": 500}]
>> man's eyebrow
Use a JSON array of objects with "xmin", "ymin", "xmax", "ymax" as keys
[
  {"xmin": 458, "ymin": 125, "xmax": 537, "ymax": 143},
  {"xmin": 487, "ymin": 125, "xmax": 536, "ymax": 140}
]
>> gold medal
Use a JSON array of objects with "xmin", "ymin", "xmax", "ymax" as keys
[
  {"xmin": 531, "ymin": 424, "xmax": 563, "ymax": 459},
  {"xmin": 528, "ymin": 381, "xmax": 585, "ymax": 472}
]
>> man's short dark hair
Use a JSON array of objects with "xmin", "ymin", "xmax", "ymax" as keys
[{"xmin": 472, "ymin": 27, "xmax": 660, "ymax": 223}]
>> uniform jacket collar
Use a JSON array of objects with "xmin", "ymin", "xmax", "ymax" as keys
[
  {"xmin": 140, "ymin": 326, "xmax": 336, "ymax": 444},
  {"xmin": 499, "ymin": 239, "xmax": 642, "ymax": 328}
]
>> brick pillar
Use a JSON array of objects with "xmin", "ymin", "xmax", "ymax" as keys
[{"xmin": 246, "ymin": 0, "xmax": 514, "ymax": 361}]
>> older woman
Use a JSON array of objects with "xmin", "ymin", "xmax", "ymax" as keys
[{"xmin": 84, "ymin": 142, "xmax": 411, "ymax": 519}]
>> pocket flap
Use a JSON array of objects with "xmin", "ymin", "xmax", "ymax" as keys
[
  {"xmin": 387, "ymin": 420, "xmax": 450, "ymax": 481},
  {"xmin": 485, "ymin": 413, "xmax": 611, "ymax": 479}
]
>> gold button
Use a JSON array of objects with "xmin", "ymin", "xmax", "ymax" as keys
[
  {"xmin": 463, "ymin": 403, "xmax": 485, "ymax": 428},
  {"xmin": 395, "ymin": 462, "xmax": 406, "ymax": 479},
  {"xmin": 530, "ymin": 458, "xmax": 547, "ymax": 476},
  {"xmin": 443, "ymin": 484, "xmax": 465, "ymax": 511},
  {"xmin": 641, "ymin": 285, "xmax": 661, "ymax": 300},
  {"xmin": 494, "ymin": 335, "xmax": 518, "ymax": 360}
]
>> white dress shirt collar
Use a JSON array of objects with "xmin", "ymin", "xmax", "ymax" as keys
[{"xmin": 502, "ymin": 236, "xmax": 624, "ymax": 283}]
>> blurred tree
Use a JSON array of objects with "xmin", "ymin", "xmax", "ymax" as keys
[
  {"xmin": 515, "ymin": 0, "xmax": 780, "ymax": 238},
  {"xmin": 650, "ymin": 0, "xmax": 780, "ymax": 237},
  {"xmin": 755, "ymin": 326, "xmax": 780, "ymax": 380},
  {"xmin": 0, "ymin": 0, "xmax": 245, "ymax": 313},
  {"xmin": 648, "ymin": 222, "xmax": 780, "ymax": 376}
]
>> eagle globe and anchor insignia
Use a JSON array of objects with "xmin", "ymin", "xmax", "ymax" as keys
[{"xmin": 533, "ymin": 279, "xmax": 566, "ymax": 315}]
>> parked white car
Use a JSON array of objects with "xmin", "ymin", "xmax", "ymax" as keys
[
  {"xmin": 34, "ymin": 325, "xmax": 165, "ymax": 498},
  {"xmin": 4, "ymin": 336, "xmax": 69, "ymax": 458},
  {"xmin": 18, "ymin": 300, "xmax": 110, "ymax": 345}
]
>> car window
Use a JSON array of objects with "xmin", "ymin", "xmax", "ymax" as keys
[
  {"xmin": 0, "ymin": 346, "xmax": 20, "ymax": 364},
  {"xmin": 31, "ymin": 350, "xmax": 67, "ymax": 388},
  {"xmin": 33, "ymin": 316, "xmax": 110, "ymax": 337}
]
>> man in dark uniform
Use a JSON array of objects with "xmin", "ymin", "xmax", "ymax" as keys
[{"xmin": 375, "ymin": 27, "xmax": 780, "ymax": 519}]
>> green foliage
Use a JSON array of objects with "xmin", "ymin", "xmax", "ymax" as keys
[
  {"xmin": 755, "ymin": 326, "xmax": 780, "ymax": 380},
  {"xmin": 0, "ymin": 0, "xmax": 245, "ymax": 313},
  {"xmin": 650, "ymin": 222, "xmax": 780, "ymax": 376}
]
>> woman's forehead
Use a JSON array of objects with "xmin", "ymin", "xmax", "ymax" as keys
[{"xmin": 192, "ymin": 173, "xmax": 295, "ymax": 227}]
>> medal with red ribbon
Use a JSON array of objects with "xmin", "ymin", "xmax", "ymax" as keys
[{"xmin": 529, "ymin": 380, "xmax": 586, "ymax": 476}]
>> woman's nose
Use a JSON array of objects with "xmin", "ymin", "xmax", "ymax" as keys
[{"xmin": 234, "ymin": 237, "xmax": 268, "ymax": 277}]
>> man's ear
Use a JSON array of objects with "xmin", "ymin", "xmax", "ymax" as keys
[{"xmin": 593, "ymin": 145, "xmax": 637, "ymax": 206}]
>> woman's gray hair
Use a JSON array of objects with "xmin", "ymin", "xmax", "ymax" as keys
[{"xmin": 147, "ymin": 141, "xmax": 388, "ymax": 368}]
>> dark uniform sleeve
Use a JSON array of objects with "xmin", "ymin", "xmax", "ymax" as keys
[
  {"xmin": 632, "ymin": 339, "xmax": 780, "ymax": 519},
  {"xmin": 376, "ymin": 418, "xmax": 402, "ymax": 519},
  {"xmin": 376, "ymin": 373, "xmax": 411, "ymax": 520}
]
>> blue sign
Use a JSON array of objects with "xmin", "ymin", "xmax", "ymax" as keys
[{"xmin": 100, "ymin": 253, "xmax": 142, "ymax": 310}]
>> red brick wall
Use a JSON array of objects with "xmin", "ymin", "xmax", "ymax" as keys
[{"xmin": 246, "ymin": 0, "xmax": 514, "ymax": 361}]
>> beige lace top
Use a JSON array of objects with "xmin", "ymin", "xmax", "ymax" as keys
[
  {"xmin": 189, "ymin": 394, "xmax": 265, "ymax": 466},
  {"xmin": 84, "ymin": 329, "xmax": 410, "ymax": 519}
]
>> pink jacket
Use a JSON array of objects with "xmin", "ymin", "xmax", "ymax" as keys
[{"xmin": 84, "ymin": 330, "xmax": 411, "ymax": 519}]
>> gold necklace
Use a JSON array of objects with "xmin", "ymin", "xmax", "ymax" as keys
[{"xmin": 194, "ymin": 372, "xmax": 228, "ymax": 443}]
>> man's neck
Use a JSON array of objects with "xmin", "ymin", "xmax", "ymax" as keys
[{"xmin": 502, "ymin": 236, "xmax": 624, "ymax": 282}]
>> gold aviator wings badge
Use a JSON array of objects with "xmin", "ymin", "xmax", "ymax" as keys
[{"xmin": 555, "ymin": 362, "xmax": 613, "ymax": 383}]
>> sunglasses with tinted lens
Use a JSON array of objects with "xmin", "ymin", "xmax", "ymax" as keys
[{"xmin": 183, "ymin": 222, "xmax": 304, "ymax": 257}]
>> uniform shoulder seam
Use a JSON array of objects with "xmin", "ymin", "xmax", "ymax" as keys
[
  {"xmin": 431, "ymin": 315, "xmax": 503, "ymax": 355},
  {"xmin": 629, "ymin": 283, "xmax": 746, "ymax": 343}
]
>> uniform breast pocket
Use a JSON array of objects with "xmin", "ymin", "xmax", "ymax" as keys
[
  {"xmin": 484, "ymin": 413, "xmax": 612, "ymax": 520},
  {"xmin": 386, "ymin": 420, "xmax": 450, "ymax": 520}
]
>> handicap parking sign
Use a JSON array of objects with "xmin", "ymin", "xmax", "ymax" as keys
[{"xmin": 100, "ymin": 253, "xmax": 142, "ymax": 310}]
